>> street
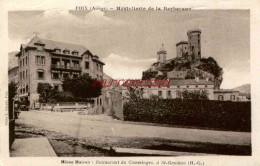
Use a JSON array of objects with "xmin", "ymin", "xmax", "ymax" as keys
[{"xmin": 16, "ymin": 111, "xmax": 251, "ymax": 146}]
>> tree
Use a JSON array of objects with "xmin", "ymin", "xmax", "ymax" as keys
[
  {"xmin": 176, "ymin": 89, "xmax": 209, "ymax": 100},
  {"xmin": 9, "ymin": 81, "xmax": 17, "ymax": 118},
  {"xmin": 124, "ymin": 87, "xmax": 144, "ymax": 102},
  {"xmin": 37, "ymin": 83, "xmax": 56, "ymax": 103},
  {"xmin": 198, "ymin": 57, "xmax": 223, "ymax": 78},
  {"xmin": 62, "ymin": 74, "xmax": 102, "ymax": 99}
]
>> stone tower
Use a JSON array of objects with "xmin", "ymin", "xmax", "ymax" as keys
[
  {"xmin": 157, "ymin": 44, "xmax": 167, "ymax": 63},
  {"xmin": 176, "ymin": 41, "xmax": 188, "ymax": 58},
  {"xmin": 187, "ymin": 29, "xmax": 201, "ymax": 64}
]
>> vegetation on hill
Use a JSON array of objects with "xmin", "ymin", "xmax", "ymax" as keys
[{"xmin": 197, "ymin": 57, "xmax": 223, "ymax": 78}]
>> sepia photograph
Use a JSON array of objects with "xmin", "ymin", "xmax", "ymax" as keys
[{"xmin": 7, "ymin": 10, "xmax": 251, "ymax": 157}]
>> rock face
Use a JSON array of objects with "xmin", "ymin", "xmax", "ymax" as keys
[
  {"xmin": 142, "ymin": 29, "xmax": 223, "ymax": 89},
  {"xmin": 142, "ymin": 56, "xmax": 223, "ymax": 89}
]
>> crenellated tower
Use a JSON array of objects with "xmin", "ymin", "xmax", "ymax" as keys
[{"xmin": 187, "ymin": 29, "xmax": 201, "ymax": 64}]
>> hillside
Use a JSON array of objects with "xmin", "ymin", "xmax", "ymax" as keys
[{"xmin": 232, "ymin": 84, "xmax": 251, "ymax": 94}]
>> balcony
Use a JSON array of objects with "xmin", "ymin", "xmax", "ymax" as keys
[{"xmin": 51, "ymin": 64, "xmax": 81, "ymax": 71}]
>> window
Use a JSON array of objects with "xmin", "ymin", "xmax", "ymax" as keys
[
  {"xmin": 41, "ymin": 56, "xmax": 45, "ymax": 65},
  {"xmin": 26, "ymin": 70, "xmax": 28, "ymax": 78},
  {"xmin": 36, "ymin": 56, "xmax": 41, "ymax": 64},
  {"xmin": 192, "ymin": 46, "xmax": 194, "ymax": 50},
  {"xmin": 63, "ymin": 73, "xmax": 69, "ymax": 79},
  {"xmin": 54, "ymin": 85, "xmax": 59, "ymax": 91},
  {"xmin": 23, "ymin": 71, "xmax": 25, "ymax": 79},
  {"xmin": 230, "ymin": 95, "xmax": 235, "ymax": 101},
  {"xmin": 85, "ymin": 61, "xmax": 89, "ymax": 69},
  {"xmin": 187, "ymin": 86, "xmax": 189, "ymax": 88},
  {"xmin": 177, "ymin": 86, "xmax": 180, "ymax": 88},
  {"xmin": 198, "ymin": 51, "xmax": 201, "ymax": 56},
  {"xmin": 20, "ymin": 72, "xmax": 22, "ymax": 80},
  {"xmin": 96, "ymin": 64, "xmax": 98, "ymax": 70},
  {"xmin": 158, "ymin": 91, "xmax": 162, "ymax": 98},
  {"xmin": 26, "ymin": 85, "xmax": 28, "ymax": 93},
  {"xmin": 38, "ymin": 70, "xmax": 44, "ymax": 79},
  {"xmin": 23, "ymin": 59, "xmax": 24, "ymax": 67},
  {"xmin": 205, "ymin": 85, "xmax": 207, "ymax": 88},
  {"xmin": 20, "ymin": 60, "xmax": 22, "ymax": 68},
  {"xmin": 100, "ymin": 98, "xmax": 102, "ymax": 105},
  {"xmin": 218, "ymin": 95, "xmax": 224, "ymax": 101},
  {"xmin": 52, "ymin": 72, "xmax": 60, "ymax": 79},
  {"xmin": 72, "ymin": 74, "xmax": 78, "ymax": 78},
  {"xmin": 196, "ymin": 85, "xmax": 198, "ymax": 88},
  {"xmin": 97, "ymin": 98, "xmax": 99, "ymax": 105},
  {"xmin": 167, "ymin": 91, "xmax": 171, "ymax": 98}
]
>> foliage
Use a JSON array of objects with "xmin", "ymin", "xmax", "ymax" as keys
[
  {"xmin": 142, "ymin": 71, "xmax": 158, "ymax": 80},
  {"xmin": 155, "ymin": 74, "xmax": 167, "ymax": 79},
  {"xmin": 62, "ymin": 73, "xmax": 102, "ymax": 99},
  {"xmin": 53, "ymin": 91, "xmax": 94, "ymax": 103},
  {"xmin": 176, "ymin": 89, "xmax": 209, "ymax": 100},
  {"xmin": 124, "ymin": 87, "xmax": 144, "ymax": 102},
  {"xmin": 124, "ymin": 99, "xmax": 251, "ymax": 132},
  {"xmin": 9, "ymin": 81, "xmax": 17, "ymax": 118},
  {"xmin": 37, "ymin": 83, "xmax": 57, "ymax": 103},
  {"xmin": 150, "ymin": 94, "xmax": 160, "ymax": 99},
  {"xmin": 198, "ymin": 57, "xmax": 223, "ymax": 78}
]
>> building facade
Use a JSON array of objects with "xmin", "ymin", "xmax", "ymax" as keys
[
  {"xmin": 122, "ymin": 78, "xmax": 214, "ymax": 100},
  {"xmin": 15, "ymin": 36, "xmax": 105, "ymax": 107},
  {"xmin": 213, "ymin": 89, "xmax": 239, "ymax": 101}
]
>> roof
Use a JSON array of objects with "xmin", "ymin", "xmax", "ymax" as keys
[
  {"xmin": 187, "ymin": 29, "xmax": 201, "ymax": 35},
  {"xmin": 214, "ymin": 89, "xmax": 239, "ymax": 93},
  {"xmin": 26, "ymin": 36, "xmax": 87, "ymax": 56},
  {"xmin": 35, "ymin": 39, "xmax": 45, "ymax": 45},
  {"xmin": 157, "ymin": 44, "xmax": 167, "ymax": 54},
  {"xmin": 93, "ymin": 58, "xmax": 105, "ymax": 65},
  {"xmin": 169, "ymin": 79, "xmax": 213, "ymax": 86},
  {"xmin": 176, "ymin": 41, "xmax": 188, "ymax": 46},
  {"xmin": 239, "ymin": 93, "xmax": 248, "ymax": 96},
  {"xmin": 122, "ymin": 79, "xmax": 213, "ymax": 87}
]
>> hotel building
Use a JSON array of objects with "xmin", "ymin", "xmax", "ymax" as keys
[{"xmin": 15, "ymin": 36, "xmax": 105, "ymax": 107}]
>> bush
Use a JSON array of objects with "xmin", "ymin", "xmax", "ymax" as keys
[
  {"xmin": 53, "ymin": 91, "xmax": 94, "ymax": 103},
  {"xmin": 123, "ymin": 99, "xmax": 251, "ymax": 132}
]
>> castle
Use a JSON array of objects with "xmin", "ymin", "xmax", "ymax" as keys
[{"xmin": 142, "ymin": 29, "xmax": 223, "ymax": 89}]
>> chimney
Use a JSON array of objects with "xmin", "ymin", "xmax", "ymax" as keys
[{"xmin": 195, "ymin": 77, "xmax": 199, "ymax": 82}]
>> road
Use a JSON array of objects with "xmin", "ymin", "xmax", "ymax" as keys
[{"xmin": 16, "ymin": 111, "xmax": 251, "ymax": 146}]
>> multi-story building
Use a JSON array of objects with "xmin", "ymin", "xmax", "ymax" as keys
[
  {"xmin": 15, "ymin": 35, "xmax": 105, "ymax": 107},
  {"xmin": 122, "ymin": 78, "xmax": 214, "ymax": 100}
]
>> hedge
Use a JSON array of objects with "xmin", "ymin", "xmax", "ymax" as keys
[{"xmin": 123, "ymin": 99, "xmax": 251, "ymax": 132}]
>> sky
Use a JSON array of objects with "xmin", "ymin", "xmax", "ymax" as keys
[{"xmin": 8, "ymin": 10, "xmax": 250, "ymax": 89}]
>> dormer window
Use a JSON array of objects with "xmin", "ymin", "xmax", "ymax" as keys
[
  {"xmin": 72, "ymin": 50, "xmax": 79, "ymax": 56},
  {"xmin": 54, "ymin": 47, "xmax": 61, "ymax": 53},
  {"xmin": 63, "ymin": 49, "xmax": 70, "ymax": 54}
]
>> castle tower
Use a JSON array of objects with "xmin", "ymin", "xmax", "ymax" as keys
[
  {"xmin": 157, "ymin": 44, "xmax": 167, "ymax": 63},
  {"xmin": 187, "ymin": 29, "xmax": 201, "ymax": 63},
  {"xmin": 176, "ymin": 41, "xmax": 188, "ymax": 58}
]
